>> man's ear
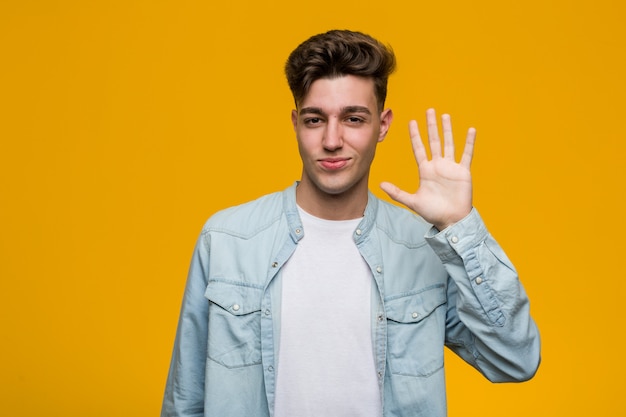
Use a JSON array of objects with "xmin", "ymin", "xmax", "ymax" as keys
[
  {"xmin": 291, "ymin": 109, "xmax": 298, "ymax": 131},
  {"xmin": 378, "ymin": 108, "xmax": 393, "ymax": 142}
]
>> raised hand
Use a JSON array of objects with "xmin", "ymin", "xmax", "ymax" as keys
[{"xmin": 380, "ymin": 108, "xmax": 476, "ymax": 231}]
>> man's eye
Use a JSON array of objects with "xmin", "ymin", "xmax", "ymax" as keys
[
  {"xmin": 305, "ymin": 117, "xmax": 322, "ymax": 125},
  {"xmin": 347, "ymin": 117, "xmax": 364, "ymax": 123}
]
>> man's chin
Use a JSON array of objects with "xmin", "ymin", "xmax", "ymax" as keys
[{"xmin": 315, "ymin": 182, "xmax": 363, "ymax": 198}]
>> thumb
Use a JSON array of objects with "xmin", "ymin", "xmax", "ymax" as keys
[{"xmin": 380, "ymin": 181, "xmax": 414, "ymax": 207}]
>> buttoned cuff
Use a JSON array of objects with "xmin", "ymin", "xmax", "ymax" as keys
[{"xmin": 424, "ymin": 208, "xmax": 489, "ymax": 262}]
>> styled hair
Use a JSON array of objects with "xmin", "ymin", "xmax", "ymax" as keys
[{"xmin": 285, "ymin": 30, "xmax": 396, "ymax": 110}]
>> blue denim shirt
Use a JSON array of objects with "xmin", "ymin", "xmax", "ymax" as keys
[{"xmin": 162, "ymin": 183, "xmax": 540, "ymax": 417}]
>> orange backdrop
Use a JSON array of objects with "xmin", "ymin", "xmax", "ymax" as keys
[{"xmin": 1, "ymin": 1, "xmax": 625, "ymax": 415}]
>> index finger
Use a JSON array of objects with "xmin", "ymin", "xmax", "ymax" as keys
[{"xmin": 409, "ymin": 119, "xmax": 428, "ymax": 165}]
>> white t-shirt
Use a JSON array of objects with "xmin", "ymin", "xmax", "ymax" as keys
[{"xmin": 274, "ymin": 207, "xmax": 381, "ymax": 417}]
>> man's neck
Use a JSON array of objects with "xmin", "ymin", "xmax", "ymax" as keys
[{"xmin": 295, "ymin": 182, "xmax": 368, "ymax": 220}]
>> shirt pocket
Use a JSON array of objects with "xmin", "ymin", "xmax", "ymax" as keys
[
  {"xmin": 204, "ymin": 279, "xmax": 263, "ymax": 368},
  {"xmin": 385, "ymin": 284, "xmax": 447, "ymax": 377}
]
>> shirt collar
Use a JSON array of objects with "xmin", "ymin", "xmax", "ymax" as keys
[{"xmin": 282, "ymin": 181, "xmax": 379, "ymax": 243}]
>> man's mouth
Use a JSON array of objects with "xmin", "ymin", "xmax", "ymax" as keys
[{"xmin": 319, "ymin": 158, "xmax": 349, "ymax": 170}]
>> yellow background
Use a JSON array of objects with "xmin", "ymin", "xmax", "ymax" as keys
[{"xmin": 1, "ymin": 0, "xmax": 624, "ymax": 415}]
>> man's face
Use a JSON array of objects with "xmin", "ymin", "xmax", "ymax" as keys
[{"xmin": 292, "ymin": 75, "xmax": 392, "ymax": 205}]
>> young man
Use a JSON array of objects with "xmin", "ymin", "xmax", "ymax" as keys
[{"xmin": 161, "ymin": 30, "xmax": 540, "ymax": 417}]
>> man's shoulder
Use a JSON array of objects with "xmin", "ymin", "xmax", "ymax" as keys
[
  {"xmin": 374, "ymin": 196, "xmax": 432, "ymax": 242},
  {"xmin": 203, "ymin": 190, "xmax": 285, "ymax": 236}
]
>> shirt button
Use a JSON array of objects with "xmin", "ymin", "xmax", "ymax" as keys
[
  {"xmin": 376, "ymin": 266, "xmax": 382, "ymax": 274},
  {"xmin": 232, "ymin": 304, "xmax": 240, "ymax": 311},
  {"xmin": 265, "ymin": 309, "xmax": 271, "ymax": 316},
  {"xmin": 377, "ymin": 314, "xmax": 384, "ymax": 322},
  {"xmin": 355, "ymin": 229, "xmax": 362, "ymax": 236},
  {"xmin": 475, "ymin": 277, "xmax": 483, "ymax": 285},
  {"xmin": 411, "ymin": 312, "xmax": 419, "ymax": 319},
  {"xmin": 451, "ymin": 236, "xmax": 459, "ymax": 244},
  {"xmin": 268, "ymin": 365, "xmax": 274, "ymax": 372},
  {"xmin": 295, "ymin": 228, "xmax": 301, "ymax": 234},
  {"xmin": 377, "ymin": 371, "xmax": 383, "ymax": 379},
  {"xmin": 272, "ymin": 262, "xmax": 278, "ymax": 268}
]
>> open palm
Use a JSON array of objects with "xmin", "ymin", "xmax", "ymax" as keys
[{"xmin": 381, "ymin": 108, "xmax": 476, "ymax": 231}]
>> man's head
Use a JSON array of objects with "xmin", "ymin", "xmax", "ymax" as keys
[
  {"xmin": 285, "ymin": 30, "xmax": 396, "ymax": 111},
  {"xmin": 286, "ymin": 30, "xmax": 396, "ymax": 219}
]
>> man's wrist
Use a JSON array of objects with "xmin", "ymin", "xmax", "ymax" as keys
[{"xmin": 433, "ymin": 211, "xmax": 472, "ymax": 232}]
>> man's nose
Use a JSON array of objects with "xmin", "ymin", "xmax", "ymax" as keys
[{"xmin": 322, "ymin": 119, "xmax": 343, "ymax": 151}]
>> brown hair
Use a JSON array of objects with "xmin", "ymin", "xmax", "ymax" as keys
[{"xmin": 285, "ymin": 30, "xmax": 396, "ymax": 110}]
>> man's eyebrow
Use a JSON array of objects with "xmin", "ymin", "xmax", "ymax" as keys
[
  {"xmin": 342, "ymin": 106, "xmax": 372, "ymax": 115},
  {"xmin": 299, "ymin": 107, "xmax": 325, "ymax": 116},
  {"xmin": 298, "ymin": 106, "xmax": 372, "ymax": 116}
]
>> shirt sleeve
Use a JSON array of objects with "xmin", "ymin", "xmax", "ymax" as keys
[
  {"xmin": 161, "ymin": 231, "xmax": 211, "ymax": 417},
  {"xmin": 424, "ymin": 208, "xmax": 541, "ymax": 382}
]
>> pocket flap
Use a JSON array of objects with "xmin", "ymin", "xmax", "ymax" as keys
[
  {"xmin": 204, "ymin": 280, "xmax": 263, "ymax": 316},
  {"xmin": 385, "ymin": 284, "xmax": 446, "ymax": 323}
]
